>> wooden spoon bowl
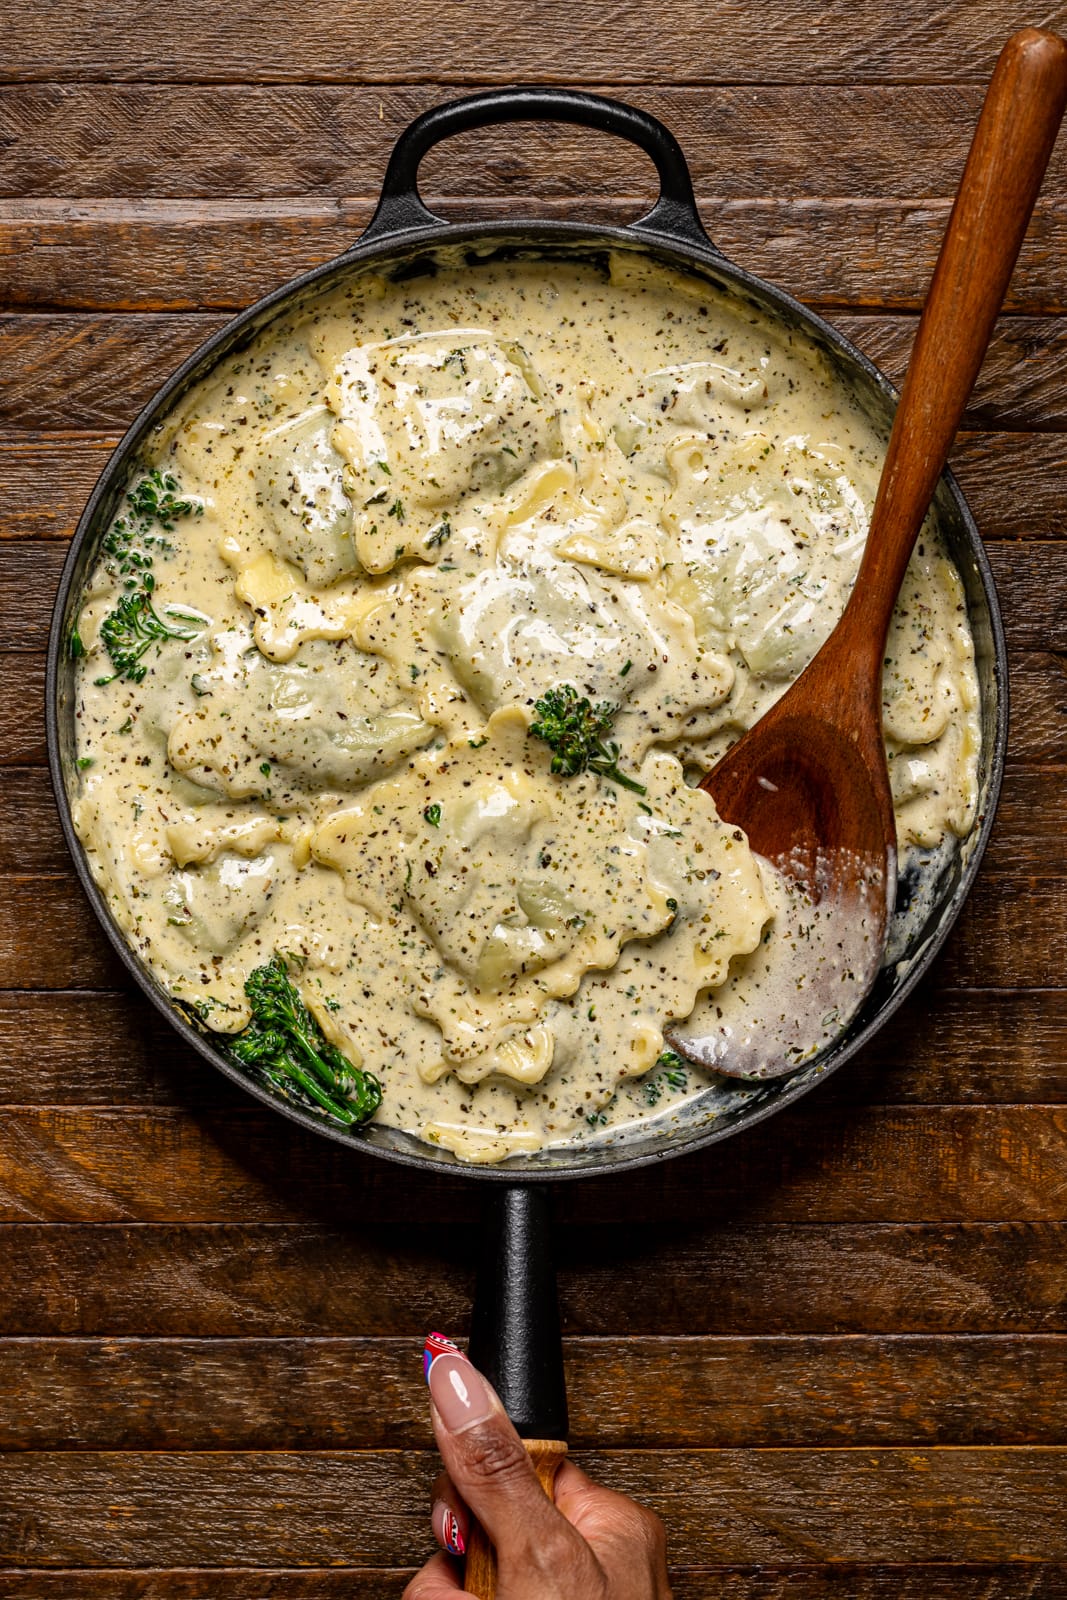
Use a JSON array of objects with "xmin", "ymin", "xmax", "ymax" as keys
[{"xmin": 676, "ymin": 26, "xmax": 1067, "ymax": 1081}]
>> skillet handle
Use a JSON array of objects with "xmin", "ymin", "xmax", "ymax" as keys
[
  {"xmin": 359, "ymin": 86, "xmax": 716, "ymax": 252},
  {"xmin": 463, "ymin": 1185, "xmax": 568, "ymax": 1596}
]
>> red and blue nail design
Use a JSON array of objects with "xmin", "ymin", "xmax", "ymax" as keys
[
  {"xmin": 441, "ymin": 1504, "xmax": 466, "ymax": 1557},
  {"xmin": 424, "ymin": 1330, "xmax": 465, "ymax": 1383}
]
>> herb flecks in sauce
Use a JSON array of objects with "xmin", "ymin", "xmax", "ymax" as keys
[{"xmin": 70, "ymin": 255, "xmax": 980, "ymax": 1164}]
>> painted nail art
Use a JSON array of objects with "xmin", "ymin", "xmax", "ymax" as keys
[
  {"xmin": 435, "ymin": 1501, "xmax": 466, "ymax": 1557},
  {"xmin": 424, "ymin": 1331, "xmax": 465, "ymax": 1384}
]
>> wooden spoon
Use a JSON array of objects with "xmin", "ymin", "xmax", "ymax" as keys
[{"xmin": 677, "ymin": 28, "xmax": 1067, "ymax": 1080}]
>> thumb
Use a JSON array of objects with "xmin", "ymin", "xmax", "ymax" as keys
[
  {"xmin": 423, "ymin": 1335, "xmax": 576, "ymax": 1563},
  {"xmin": 402, "ymin": 1550, "xmax": 464, "ymax": 1599}
]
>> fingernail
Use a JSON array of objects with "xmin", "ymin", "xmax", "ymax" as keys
[
  {"xmin": 433, "ymin": 1499, "xmax": 466, "ymax": 1557},
  {"xmin": 424, "ymin": 1331, "xmax": 465, "ymax": 1384},
  {"xmin": 428, "ymin": 1350, "xmax": 494, "ymax": 1433}
]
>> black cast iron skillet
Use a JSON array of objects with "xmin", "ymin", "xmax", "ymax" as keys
[{"xmin": 47, "ymin": 86, "xmax": 1008, "ymax": 1520}]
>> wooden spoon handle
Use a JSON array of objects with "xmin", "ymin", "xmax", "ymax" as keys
[
  {"xmin": 463, "ymin": 1440, "xmax": 568, "ymax": 1597},
  {"xmin": 843, "ymin": 26, "xmax": 1067, "ymax": 654}
]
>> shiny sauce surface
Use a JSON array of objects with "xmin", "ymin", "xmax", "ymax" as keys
[{"xmin": 71, "ymin": 253, "xmax": 980, "ymax": 1162}]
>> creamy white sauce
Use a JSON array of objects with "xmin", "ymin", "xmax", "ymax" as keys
[
  {"xmin": 70, "ymin": 252, "xmax": 980, "ymax": 1163},
  {"xmin": 672, "ymin": 847, "xmax": 894, "ymax": 1080}
]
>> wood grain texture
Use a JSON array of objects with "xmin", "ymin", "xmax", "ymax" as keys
[
  {"xmin": 3, "ymin": 1335, "xmax": 1066, "ymax": 1451},
  {"xmin": 0, "ymin": 1579, "xmax": 424, "ymax": 1600},
  {"xmin": 9, "ymin": 85, "xmax": 1067, "ymax": 201},
  {"xmin": 2, "ymin": 982, "xmax": 1067, "ymax": 1106},
  {"xmin": 4, "ymin": 3, "xmax": 1062, "ymax": 85},
  {"xmin": 8, "ymin": 312, "xmax": 1067, "ymax": 433},
  {"xmin": 1, "ymin": 1103, "xmax": 1066, "ymax": 1225},
  {"xmin": 4, "ymin": 5, "xmax": 1067, "ymax": 1592},
  {"xmin": 1, "ymin": 1570, "xmax": 1066, "ymax": 1600},
  {"xmin": 6, "ymin": 197, "xmax": 1067, "ymax": 314},
  {"xmin": 2, "ymin": 1573, "xmax": 1067, "ymax": 1600},
  {"xmin": 1, "ymin": 1447, "xmax": 1065, "ymax": 1566},
  {"xmin": 2, "ymin": 1222, "xmax": 1063, "ymax": 1337}
]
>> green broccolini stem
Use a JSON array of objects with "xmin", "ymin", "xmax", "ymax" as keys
[
  {"xmin": 529, "ymin": 684, "xmax": 647, "ymax": 795},
  {"xmin": 221, "ymin": 954, "xmax": 381, "ymax": 1126}
]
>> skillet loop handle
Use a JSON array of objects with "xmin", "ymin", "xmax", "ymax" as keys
[{"xmin": 359, "ymin": 86, "xmax": 717, "ymax": 251}]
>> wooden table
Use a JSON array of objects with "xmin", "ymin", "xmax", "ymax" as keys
[{"xmin": 2, "ymin": 4, "xmax": 1067, "ymax": 1595}]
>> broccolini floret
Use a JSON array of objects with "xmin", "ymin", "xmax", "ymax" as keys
[
  {"xmin": 223, "ymin": 954, "xmax": 381, "ymax": 1127},
  {"xmin": 88, "ymin": 467, "xmax": 204, "ymax": 686},
  {"xmin": 529, "ymin": 684, "xmax": 646, "ymax": 795},
  {"xmin": 95, "ymin": 589, "xmax": 197, "ymax": 686},
  {"xmin": 102, "ymin": 468, "xmax": 201, "ymax": 586},
  {"xmin": 126, "ymin": 470, "xmax": 201, "ymax": 530}
]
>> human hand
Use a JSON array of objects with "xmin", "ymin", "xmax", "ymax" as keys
[{"xmin": 403, "ymin": 1334, "xmax": 672, "ymax": 1599}]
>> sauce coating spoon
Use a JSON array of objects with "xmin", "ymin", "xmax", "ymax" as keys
[{"xmin": 676, "ymin": 26, "xmax": 1067, "ymax": 1079}]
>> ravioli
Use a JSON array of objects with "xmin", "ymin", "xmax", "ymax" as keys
[
  {"xmin": 168, "ymin": 633, "xmax": 436, "ymax": 805},
  {"xmin": 255, "ymin": 405, "xmax": 357, "ymax": 587},
  {"xmin": 320, "ymin": 331, "xmax": 559, "ymax": 572},
  {"xmin": 71, "ymin": 251, "xmax": 981, "ymax": 1163}
]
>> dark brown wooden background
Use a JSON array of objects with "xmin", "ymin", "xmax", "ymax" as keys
[{"xmin": 2, "ymin": 3, "xmax": 1067, "ymax": 1595}]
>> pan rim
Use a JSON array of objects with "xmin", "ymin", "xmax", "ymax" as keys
[{"xmin": 46, "ymin": 213, "xmax": 1009, "ymax": 1183}]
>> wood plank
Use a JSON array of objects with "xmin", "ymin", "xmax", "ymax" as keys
[
  {"xmin": 5, "ymin": 430, "xmax": 1066, "ymax": 545},
  {"xmin": 2, "ymin": 1334, "xmax": 1065, "ymax": 1450},
  {"xmin": 954, "ymin": 432, "xmax": 1067, "ymax": 539},
  {"xmin": 1, "ymin": 1221, "xmax": 1061, "ymax": 1336},
  {"xmin": 940, "ymin": 878, "xmax": 1067, "ymax": 988},
  {"xmin": 8, "ymin": 535, "xmax": 1066, "ymax": 655},
  {"xmin": 28, "ymin": 647, "xmax": 1067, "ymax": 774},
  {"xmin": 0, "ymin": 436, "xmax": 116, "ymax": 540},
  {"xmin": 834, "ymin": 314, "xmax": 1067, "ymax": 432},
  {"xmin": 0, "ymin": 990, "xmax": 235, "ymax": 1105},
  {"xmin": 9, "ymin": 85, "xmax": 1067, "ymax": 202},
  {"xmin": 0, "ymin": 1447, "xmax": 1064, "ymax": 1566},
  {"xmin": 14, "ymin": 762, "xmax": 1067, "ymax": 880},
  {"xmin": 3, "ymin": 197, "xmax": 1067, "ymax": 316},
  {"xmin": 984, "ymin": 544, "xmax": 1067, "ymax": 650},
  {"xmin": 668, "ymin": 1578, "xmax": 1067, "ymax": 1600},
  {"xmin": 0, "ymin": 1222, "xmax": 472, "ymax": 1338},
  {"xmin": 1, "ymin": 984, "xmax": 1066, "ymax": 1108},
  {"xmin": 6, "ymin": 312, "xmax": 1067, "ymax": 434},
  {"xmin": 1, "ymin": 857, "xmax": 1063, "ymax": 988},
  {"xmin": 0, "ymin": 1103, "xmax": 1064, "ymax": 1225},
  {"xmin": 980, "ymin": 768, "xmax": 1067, "ymax": 875},
  {"xmin": 0, "ymin": 880, "xmax": 127, "ymax": 986},
  {"xmin": 0, "ymin": 1578, "xmax": 419, "ymax": 1600},
  {"xmin": 0, "ymin": 313, "xmax": 225, "ymax": 434},
  {"xmin": 0, "ymin": 655, "xmax": 46, "ymax": 763},
  {"xmin": 1, "ymin": 1569, "xmax": 1066, "ymax": 1600},
  {"xmin": 3, "ymin": 2, "xmax": 1056, "ymax": 85},
  {"xmin": 1009, "ymin": 652, "xmax": 1067, "ymax": 765}
]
